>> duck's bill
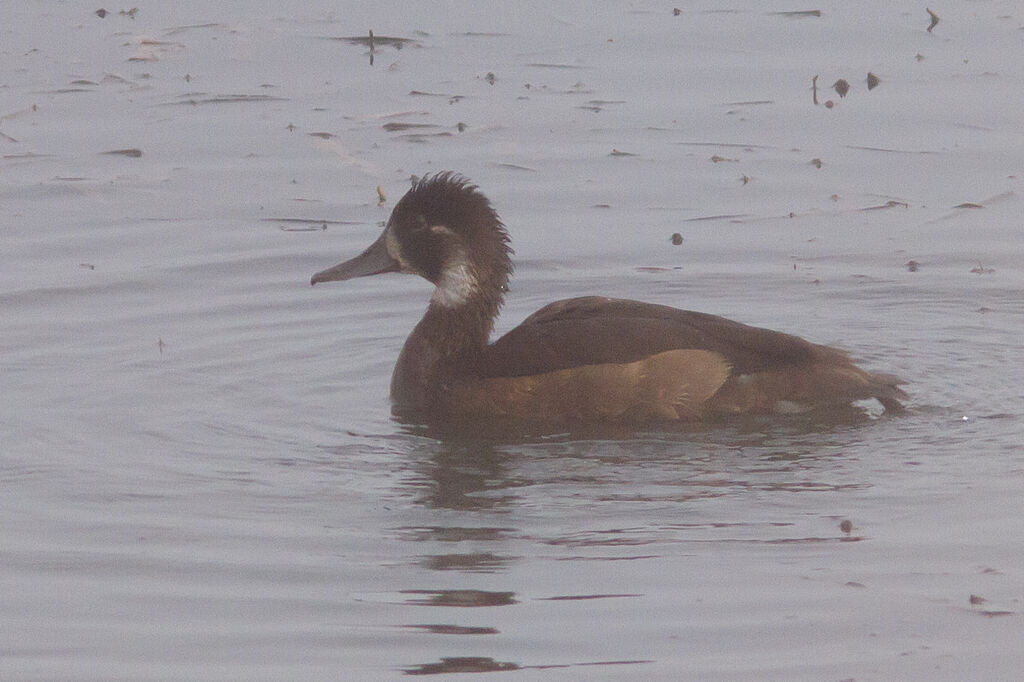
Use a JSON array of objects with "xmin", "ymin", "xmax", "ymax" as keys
[{"xmin": 310, "ymin": 231, "xmax": 400, "ymax": 285}]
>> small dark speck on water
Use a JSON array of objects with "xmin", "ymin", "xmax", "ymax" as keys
[
  {"xmin": 670, "ymin": 233, "xmax": 684, "ymax": 245},
  {"xmin": 970, "ymin": 594, "xmax": 987, "ymax": 605},
  {"xmin": 95, "ymin": 8, "xmax": 107, "ymax": 18},
  {"xmin": 810, "ymin": 158, "xmax": 823, "ymax": 168},
  {"xmin": 839, "ymin": 519, "xmax": 853, "ymax": 534},
  {"xmin": 609, "ymin": 149, "xmax": 636, "ymax": 157},
  {"xmin": 79, "ymin": 263, "xmax": 95, "ymax": 270},
  {"xmin": 867, "ymin": 72, "xmax": 880, "ymax": 90},
  {"xmin": 157, "ymin": 338, "xmax": 165, "ymax": 354},
  {"xmin": 833, "ymin": 79, "xmax": 850, "ymax": 98},
  {"xmin": 673, "ymin": 8, "xmax": 682, "ymax": 16},
  {"xmin": 485, "ymin": 72, "xmax": 496, "ymax": 85},
  {"xmin": 906, "ymin": 260, "xmax": 919, "ymax": 272}
]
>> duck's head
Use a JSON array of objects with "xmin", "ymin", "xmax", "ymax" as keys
[{"xmin": 311, "ymin": 173, "xmax": 513, "ymax": 310}]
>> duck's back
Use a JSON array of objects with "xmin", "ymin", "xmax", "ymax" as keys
[{"xmin": 462, "ymin": 296, "xmax": 904, "ymax": 421}]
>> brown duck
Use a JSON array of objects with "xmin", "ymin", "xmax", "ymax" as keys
[{"xmin": 312, "ymin": 173, "xmax": 905, "ymax": 425}]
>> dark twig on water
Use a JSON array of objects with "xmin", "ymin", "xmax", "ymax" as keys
[
  {"xmin": 369, "ymin": 29, "xmax": 375, "ymax": 65},
  {"xmin": 926, "ymin": 8, "xmax": 939, "ymax": 33},
  {"xmin": 812, "ymin": 74, "xmax": 819, "ymax": 105}
]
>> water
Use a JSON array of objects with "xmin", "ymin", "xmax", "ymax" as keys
[{"xmin": 3, "ymin": 2, "xmax": 1023, "ymax": 679}]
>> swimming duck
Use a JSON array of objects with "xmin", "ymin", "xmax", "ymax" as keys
[{"xmin": 311, "ymin": 173, "xmax": 905, "ymax": 424}]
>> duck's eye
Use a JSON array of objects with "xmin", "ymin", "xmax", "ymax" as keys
[{"xmin": 410, "ymin": 215, "xmax": 429, "ymax": 233}]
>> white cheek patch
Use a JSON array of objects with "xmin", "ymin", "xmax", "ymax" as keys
[{"xmin": 431, "ymin": 249, "xmax": 479, "ymax": 308}]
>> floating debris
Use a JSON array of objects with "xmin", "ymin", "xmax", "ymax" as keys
[
  {"xmin": 954, "ymin": 202, "xmax": 984, "ymax": 209},
  {"xmin": 926, "ymin": 8, "xmax": 940, "ymax": 33},
  {"xmin": 79, "ymin": 263, "xmax": 95, "ymax": 270},
  {"xmin": 382, "ymin": 122, "xmax": 438, "ymax": 132},
  {"xmin": 970, "ymin": 594, "xmax": 987, "ymax": 605},
  {"xmin": 278, "ymin": 223, "xmax": 327, "ymax": 232},
  {"xmin": 811, "ymin": 74, "xmax": 819, "ymax": 105},
  {"xmin": 102, "ymin": 148, "xmax": 142, "ymax": 157},
  {"xmin": 308, "ymin": 132, "xmax": 334, "ymax": 139},
  {"xmin": 404, "ymin": 658, "xmax": 520, "ymax": 675},
  {"xmin": 684, "ymin": 213, "xmax": 750, "ymax": 223},
  {"xmin": 330, "ymin": 34, "xmax": 418, "ymax": 49},
  {"xmin": 402, "ymin": 624, "xmax": 499, "ymax": 635},
  {"xmin": 970, "ymin": 262, "xmax": 995, "ymax": 275},
  {"xmin": 157, "ymin": 337, "xmax": 164, "ymax": 354},
  {"xmin": 525, "ymin": 63, "xmax": 587, "ymax": 70},
  {"xmin": 810, "ymin": 158, "xmax": 822, "ymax": 169},
  {"xmin": 456, "ymin": 122, "xmax": 467, "ymax": 132},
  {"xmin": 824, "ymin": 100, "xmax": 834, "ymax": 109},
  {"xmin": 906, "ymin": 260, "xmax": 920, "ymax": 272},
  {"xmin": 740, "ymin": 174, "xmax": 751, "ymax": 185},
  {"xmin": 96, "ymin": 8, "xmax": 107, "ymax": 18},
  {"xmin": 670, "ymin": 233, "xmax": 684, "ymax": 245},
  {"xmin": 609, "ymin": 149, "xmax": 637, "ymax": 157},
  {"xmin": 867, "ymin": 72, "xmax": 880, "ymax": 90},
  {"xmin": 833, "ymin": 78, "xmax": 850, "ymax": 98},
  {"xmin": 775, "ymin": 10, "xmax": 822, "ymax": 18},
  {"xmin": 859, "ymin": 200, "xmax": 908, "ymax": 211},
  {"xmin": 485, "ymin": 72, "xmax": 496, "ymax": 85},
  {"xmin": 265, "ymin": 217, "xmax": 357, "ymax": 228},
  {"xmin": 408, "ymin": 91, "xmax": 464, "ymax": 103},
  {"xmin": 377, "ymin": 185, "xmax": 387, "ymax": 206},
  {"xmin": 169, "ymin": 93, "xmax": 285, "ymax": 106},
  {"xmin": 709, "ymin": 154, "xmax": 737, "ymax": 163},
  {"xmin": 839, "ymin": 519, "xmax": 853, "ymax": 534}
]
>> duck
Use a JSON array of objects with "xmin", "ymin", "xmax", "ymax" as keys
[{"xmin": 311, "ymin": 172, "xmax": 906, "ymax": 425}]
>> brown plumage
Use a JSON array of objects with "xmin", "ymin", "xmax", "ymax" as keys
[{"xmin": 311, "ymin": 173, "xmax": 906, "ymax": 427}]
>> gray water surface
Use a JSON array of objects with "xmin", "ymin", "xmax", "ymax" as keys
[{"xmin": 3, "ymin": 2, "xmax": 1024, "ymax": 680}]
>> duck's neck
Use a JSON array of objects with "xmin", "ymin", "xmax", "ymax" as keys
[{"xmin": 390, "ymin": 296, "xmax": 501, "ymax": 410}]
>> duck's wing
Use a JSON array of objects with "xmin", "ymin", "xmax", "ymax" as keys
[
  {"xmin": 474, "ymin": 296, "xmax": 905, "ymax": 417},
  {"xmin": 481, "ymin": 296, "xmax": 823, "ymax": 378}
]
